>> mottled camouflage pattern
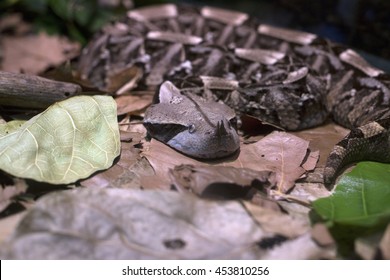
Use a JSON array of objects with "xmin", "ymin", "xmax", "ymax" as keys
[{"xmin": 78, "ymin": 4, "xmax": 390, "ymax": 187}]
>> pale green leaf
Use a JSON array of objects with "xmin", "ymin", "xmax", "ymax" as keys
[
  {"xmin": 0, "ymin": 95, "xmax": 120, "ymax": 184},
  {"xmin": 0, "ymin": 120, "xmax": 25, "ymax": 136}
]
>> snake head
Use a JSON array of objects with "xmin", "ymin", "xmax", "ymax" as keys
[{"xmin": 143, "ymin": 81, "xmax": 240, "ymax": 158}]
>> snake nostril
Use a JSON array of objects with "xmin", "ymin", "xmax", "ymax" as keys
[{"xmin": 188, "ymin": 124, "xmax": 196, "ymax": 133}]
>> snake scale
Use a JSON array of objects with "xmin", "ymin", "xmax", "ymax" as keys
[{"xmin": 77, "ymin": 4, "xmax": 390, "ymax": 187}]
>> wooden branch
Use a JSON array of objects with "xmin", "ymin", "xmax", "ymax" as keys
[{"xmin": 0, "ymin": 71, "xmax": 82, "ymax": 108}]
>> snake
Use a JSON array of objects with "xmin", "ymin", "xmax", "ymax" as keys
[{"xmin": 77, "ymin": 4, "xmax": 390, "ymax": 187}]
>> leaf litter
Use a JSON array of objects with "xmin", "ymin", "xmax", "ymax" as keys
[
  {"xmin": 169, "ymin": 164, "xmax": 275, "ymax": 199},
  {"xmin": 0, "ymin": 188, "xmax": 333, "ymax": 259},
  {"xmin": 115, "ymin": 93, "xmax": 153, "ymax": 115},
  {"xmin": 0, "ymin": 65, "xmax": 350, "ymax": 259},
  {"xmin": 0, "ymin": 15, "xmax": 380, "ymax": 259},
  {"xmin": 80, "ymin": 142, "xmax": 153, "ymax": 189},
  {"xmin": 142, "ymin": 131, "xmax": 318, "ymax": 195}
]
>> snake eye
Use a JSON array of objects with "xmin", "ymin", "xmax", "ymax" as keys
[
  {"xmin": 229, "ymin": 117, "xmax": 238, "ymax": 130},
  {"xmin": 188, "ymin": 124, "xmax": 196, "ymax": 134}
]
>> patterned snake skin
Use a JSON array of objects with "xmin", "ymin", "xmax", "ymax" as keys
[{"xmin": 77, "ymin": 4, "xmax": 390, "ymax": 187}]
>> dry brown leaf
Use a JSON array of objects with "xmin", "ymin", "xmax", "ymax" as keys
[
  {"xmin": 119, "ymin": 130, "xmax": 143, "ymax": 143},
  {"xmin": 80, "ymin": 142, "xmax": 153, "ymax": 189},
  {"xmin": 119, "ymin": 115, "xmax": 147, "ymax": 136},
  {"xmin": 169, "ymin": 164, "xmax": 276, "ymax": 199},
  {"xmin": 243, "ymin": 201, "xmax": 308, "ymax": 238},
  {"xmin": 139, "ymin": 124, "xmax": 330, "ymax": 195},
  {"xmin": 277, "ymin": 182, "xmax": 331, "ymax": 221},
  {"xmin": 292, "ymin": 123, "xmax": 349, "ymax": 166},
  {"xmin": 141, "ymin": 139, "xmax": 205, "ymax": 188},
  {"xmin": 143, "ymin": 132, "xmax": 315, "ymax": 194},
  {"xmin": 302, "ymin": 150, "xmax": 319, "ymax": 171},
  {"xmin": 232, "ymin": 131, "xmax": 312, "ymax": 193},
  {"xmin": 1, "ymin": 32, "xmax": 80, "ymax": 74},
  {"xmin": 105, "ymin": 66, "xmax": 143, "ymax": 94},
  {"xmin": 0, "ymin": 188, "xmax": 297, "ymax": 259},
  {"xmin": 279, "ymin": 181, "xmax": 331, "ymax": 210},
  {"xmin": 289, "ymin": 182, "xmax": 331, "ymax": 201},
  {"xmin": 116, "ymin": 94, "xmax": 153, "ymax": 115},
  {"xmin": 250, "ymin": 192, "xmax": 282, "ymax": 211}
]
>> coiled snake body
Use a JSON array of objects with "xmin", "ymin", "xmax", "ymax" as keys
[{"xmin": 78, "ymin": 4, "xmax": 390, "ymax": 187}]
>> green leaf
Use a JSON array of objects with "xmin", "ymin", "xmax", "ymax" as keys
[
  {"xmin": 48, "ymin": 0, "xmax": 73, "ymax": 20},
  {"xmin": 313, "ymin": 162, "xmax": 390, "ymax": 227},
  {"xmin": 0, "ymin": 120, "xmax": 25, "ymax": 135},
  {"xmin": 0, "ymin": 95, "xmax": 120, "ymax": 184},
  {"xmin": 72, "ymin": 0, "xmax": 95, "ymax": 26},
  {"xmin": 20, "ymin": 0, "xmax": 48, "ymax": 13}
]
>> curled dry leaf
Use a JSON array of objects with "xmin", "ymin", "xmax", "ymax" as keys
[
  {"xmin": 169, "ymin": 164, "xmax": 276, "ymax": 199},
  {"xmin": 104, "ymin": 66, "xmax": 143, "ymax": 94},
  {"xmin": 0, "ymin": 188, "xmax": 314, "ymax": 259}
]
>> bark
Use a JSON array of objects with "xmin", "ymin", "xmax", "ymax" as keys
[{"xmin": 0, "ymin": 71, "xmax": 81, "ymax": 108}]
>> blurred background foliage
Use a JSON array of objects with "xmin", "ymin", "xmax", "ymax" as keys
[
  {"xmin": 1, "ymin": 0, "xmax": 390, "ymax": 65},
  {"xmin": 0, "ymin": 0, "xmax": 134, "ymax": 44}
]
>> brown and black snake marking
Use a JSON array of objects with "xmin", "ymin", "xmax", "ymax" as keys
[
  {"xmin": 324, "ymin": 118, "xmax": 390, "ymax": 186},
  {"xmin": 77, "ymin": 4, "xmax": 390, "ymax": 188}
]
